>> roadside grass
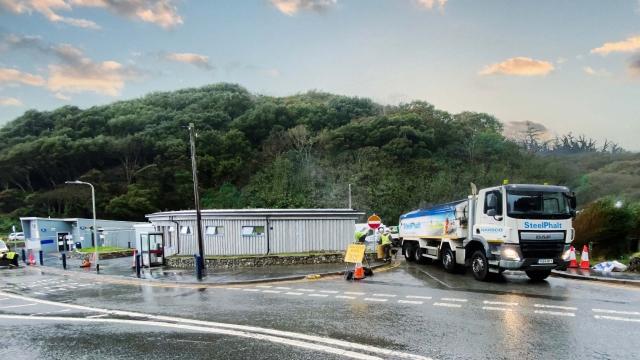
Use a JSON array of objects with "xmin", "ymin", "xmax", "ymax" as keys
[{"xmin": 77, "ymin": 246, "xmax": 131, "ymax": 254}]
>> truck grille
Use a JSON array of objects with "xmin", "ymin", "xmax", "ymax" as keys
[{"xmin": 519, "ymin": 240, "xmax": 564, "ymax": 259}]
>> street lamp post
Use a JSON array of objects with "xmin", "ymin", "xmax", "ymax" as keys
[
  {"xmin": 65, "ymin": 180, "xmax": 98, "ymax": 271},
  {"xmin": 188, "ymin": 123, "xmax": 205, "ymax": 271}
]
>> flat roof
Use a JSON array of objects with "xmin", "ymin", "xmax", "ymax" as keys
[
  {"xmin": 147, "ymin": 208, "xmax": 365, "ymax": 220},
  {"xmin": 20, "ymin": 217, "xmax": 144, "ymax": 224}
]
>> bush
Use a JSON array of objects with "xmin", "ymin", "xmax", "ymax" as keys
[{"xmin": 574, "ymin": 199, "xmax": 636, "ymax": 257}]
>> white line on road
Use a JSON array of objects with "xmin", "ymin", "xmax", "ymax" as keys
[
  {"xmin": 275, "ymin": 287, "xmax": 291, "ymax": 290},
  {"xmin": 594, "ymin": 315, "xmax": 640, "ymax": 323},
  {"xmin": 406, "ymin": 296, "xmax": 432, "ymax": 300},
  {"xmin": 255, "ymin": 285, "xmax": 272, "ymax": 288},
  {"xmin": 534, "ymin": 310, "xmax": 575, "ymax": 317},
  {"xmin": 308, "ymin": 294, "xmax": 328, "ymax": 297},
  {"xmin": 364, "ymin": 298, "xmax": 388, "ymax": 302},
  {"xmin": 0, "ymin": 298, "xmax": 10, "ymax": 301},
  {"xmin": 4, "ymin": 303, "xmax": 37, "ymax": 309},
  {"xmin": 297, "ymin": 289, "xmax": 316, "ymax": 292},
  {"xmin": 534, "ymin": 304, "xmax": 577, "ymax": 311},
  {"xmin": 285, "ymin": 292, "xmax": 303, "ymax": 296},
  {"xmin": 482, "ymin": 306, "xmax": 511, "ymax": 312},
  {"xmin": 261, "ymin": 290, "xmax": 281, "ymax": 294},
  {"xmin": 335, "ymin": 295, "xmax": 356, "ymax": 300},
  {"xmin": 398, "ymin": 300, "xmax": 423, "ymax": 305},
  {"xmin": 0, "ymin": 291, "xmax": 433, "ymax": 360},
  {"xmin": 242, "ymin": 289, "xmax": 260, "ymax": 292},
  {"xmin": 433, "ymin": 302, "xmax": 461, "ymax": 308},
  {"xmin": 483, "ymin": 300, "xmax": 518, "ymax": 306},
  {"xmin": 441, "ymin": 298, "xmax": 467, "ymax": 302},
  {"xmin": 225, "ymin": 287, "xmax": 242, "ymax": 290},
  {"xmin": 320, "ymin": 290, "xmax": 339, "ymax": 294},
  {"xmin": 592, "ymin": 309, "xmax": 640, "ymax": 316},
  {"xmin": 372, "ymin": 294, "xmax": 396, "ymax": 298},
  {"xmin": 30, "ymin": 309, "xmax": 71, "ymax": 316},
  {"xmin": 0, "ymin": 314, "xmax": 384, "ymax": 360},
  {"xmin": 344, "ymin": 292, "xmax": 365, "ymax": 296},
  {"xmin": 87, "ymin": 314, "xmax": 109, "ymax": 318}
]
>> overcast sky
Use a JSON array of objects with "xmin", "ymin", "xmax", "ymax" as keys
[{"xmin": 0, "ymin": 0, "xmax": 639, "ymax": 150}]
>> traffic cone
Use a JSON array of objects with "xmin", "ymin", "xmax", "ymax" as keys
[
  {"xmin": 28, "ymin": 251, "xmax": 36, "ymax": 266},
  {"xmin": 131, "ymin": 249, "xmax": 137, "ymax": 269},
  {"xmin": 354, "ymin": 262, "xmax": 365, "ymax": 280},
  {"xmin": 580, "ymin": 245, "xmax": 590, "ymax": 269},
  {"xmin": 568, "ymin": 245, "xmax": 578, "ymax": 268}
]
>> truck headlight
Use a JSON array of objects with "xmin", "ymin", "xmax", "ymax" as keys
[
  {"xmin": 561, "ymin": 245, "xmax": 571, "ymax": 261},
  {"xmin": 500, "ymin": 246, "xmax": 521, "ymax": 261}
]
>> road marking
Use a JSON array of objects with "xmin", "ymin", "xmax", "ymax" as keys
[
  {"xmin": 87, "ymin": 314, "xmax": 109, "ymax": 318},
  {"xmin": 441, "ymin": 298, "xmax": 467, "ymax": 302},
  {"xmin": 0, "ymin": 298, "xmax": 10, "ymax": 301},
  {"xmin": 30, "ymin": 309, "xmax": 71, "ymax": 316},
  {"xmin": 4, "ymin": 303, "xmax": 37, "ymax": 309},
  {"xmin": 33, "ymin": 292, "xmax": 46, "ymax": 295},
  {"xmin": 534, "ymin": 304, "xmax": 577, "ymax": 311},
  {"xmin": 308, "ymin": 294, "xmax": 328, "ymax": 297},
  {"xmin": 398, "ymin": 300, "xmax": 423, "ymax": 305},
  {"xmin": 336, "ymin": 295, "xmax": 356, "ymax": 300},
  {"xmin": 534, "ymin": 310, "xmax": 575, "ymax": 317},
  {"xmin": 433, "ymin": 302, "xmax": 461, "ymax": 308},
  {"xmin": 225, "ymin": 287, "xmax": 242, "ymax": 290},
  {"xmin": 592, "ymin": 309, "xmax": 640, "ymax": 316},
  {"xmin": 285, "ymin": 292, "xmax": 303, "ymax": 296},
  {"xmin": 275, "ymin": 287, "xmax": 291, "ymax": 290},
  {"xmin": 483, "ymin": 300, "xmax": 518, "ymax": 306},
  {"xmin": 364, "ymin": 298, "xmax": 388, "ymax": 302},
  {"xmin": 482, "ymin": 306, "xmax": 511, "ymax": 312},
  {"xmin": 344, "ymin": 292, "xmax": 365, "ymax": 296},
  {"xmin": 0, "ymin": 291, "xmax": 433, "ymax": 360},
  {"xmin": 320, "ymin": 290, "xmax": 339, "ymax": 294},
  {"xmin": 406, "ymin": 296, "xmax": 432, "ymax": 300},
  {"xmin": 0, "ymin": 314, "xmax": 384, "ymax": 360},
  {"xmin": 261, "ymin": 290, "xmax": 281, "ymax": 294},
  {"xmin": 372, "ymin": 294, "xmax": 396, "ymax": 298},
  {"xmin": 242, "ymin": 288, "xmax": 260, "ymax": 292},
  {"xmin": 594, "ymin": 315, "xmax": 640, "ymax": 323},
  {"xmin": 297, "ymin": 289, "xmax": 316, "ymax": 292},
  {"xmin": 255, "ymin": 285, "xmax": 272, "ymax": 288}
]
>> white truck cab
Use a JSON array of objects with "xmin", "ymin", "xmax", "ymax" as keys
[{"xmin": 400, "ymin": 183, "xmax": 576, "ymax": 281}]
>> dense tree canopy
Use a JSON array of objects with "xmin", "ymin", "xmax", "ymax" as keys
[{"xmin": 0, "ymin": 83, "xmax": 637, "ymax": 232}]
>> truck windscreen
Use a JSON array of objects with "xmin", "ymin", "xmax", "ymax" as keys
[{"xmin": 506, "ymin": 190, "xmax": 572, "ymax": 219}]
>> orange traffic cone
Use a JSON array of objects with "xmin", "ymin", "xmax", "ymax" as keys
[
  {"xmin": 28, "ymin": 251, "xmax": 36, "ymax": 266},
  {"xmin": 354, "ymin": 262, "xmax": 365, "ymax": 280},
  {"xmin": 580, "ymin": 245, "xmax": 590, "ymax": 269},
  {"xmin": 568, "ymin": 245, "xmax": 578, "ymax": 268}
]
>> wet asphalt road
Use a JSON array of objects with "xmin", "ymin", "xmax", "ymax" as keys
[{"xmin": 1, "ymin": 260, "xmax": 639, "ymax": 360}]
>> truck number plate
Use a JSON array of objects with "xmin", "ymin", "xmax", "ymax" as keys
[{"xmin": 538, "ymin": 259, "xmax": 553, "ymax": 264}]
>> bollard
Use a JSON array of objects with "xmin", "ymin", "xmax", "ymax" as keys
[
  {"xmin": 21, "ymin": 248, "xmax": 26, "ymax": 264},
  {"xmin": 195, "ymin": 254, "xmax": 203, "ymax": 280},
  {"xmin": 127, "ymin": 241, "xmax": 131, "ymax": 249},
  {"xmin": 135, "ymin": 254, "xmax": 141, "ymax": 278},
  {"xmin": 62, "ymin": 253, "xmax": 67, "ymax": 270},
  {"xmin": 39, "ymin": 250, "xmax": 43, "ymax": 265},
  {"xmin": 96, "ymin": 264, "xmax": 100, "ymax": 273}
]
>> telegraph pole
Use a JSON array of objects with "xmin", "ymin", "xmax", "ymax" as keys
[
  {"xmin": 188, "ymin": 123, "xmax": 205, "ymax": 270},
  {"xmin": 348, "ymin": 183, "xmax": 352, "ymax": 209}
]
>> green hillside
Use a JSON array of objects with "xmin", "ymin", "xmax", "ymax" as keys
[{"xmin": 0, "ymin": 83, "xmax": 637, "ymax": 231}]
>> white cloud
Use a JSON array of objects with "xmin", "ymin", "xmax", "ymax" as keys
[
  {"xmin": 479, "ymin": 57, "xmax": 555, "ymax": 76},
  {"xmin": 0, "ymin": 96, "xmax": 24, "ymax": 106},
  {"xmin": 270, "ymin": 0, "xmax": 336, "ymax": 15},
  {"xmin": 591, "ymin": 35, "xmax": 640, "ymax": 55},
  {"xmin": 0, "ymin": 0, "xmax": 183, "ymax": 29},
  {"xmin": 416, "ymin": 0, "xmax": 448, "ymax": 10},
  {"xmin": 53, "ymin": 92, "xmax": 71, "ymax": 100},
  {"xmin": 583, "ymin": 66, "xmax": 610, "ymax": 77},
  {"xmin": 164, "ymin": 52, "xmax": 212, "ymax": 70},
  {"xmin": 556, "ymin": 57, "xmax": 567, "ymax": 64},
  {"xmin": 503, "ymin": 120, "xmax": 554, "ymax": 142},
  {"xmin": 0, "ymin": 67, "xmax": 46, "ymax": 86}
]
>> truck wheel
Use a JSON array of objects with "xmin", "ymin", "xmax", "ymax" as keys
[
  {"xmin": 442, "ymin": 247, "xmax": 457, "ymax": 273},
  {"xmin": 404, "ymin": 244, "xmax": 415, "ymax": 262},
  {"xmin": 471, "ymin": 250, "xmax": 490, "ymax": 281},
  {"xmin": 414, "ymin": 247, "xmax": 426, "ymax": 264},
  {"xmin": 525, "ymin": 270, "xmax": 551, "ymax": 282}
]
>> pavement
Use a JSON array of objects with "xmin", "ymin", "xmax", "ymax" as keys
[{"xmin": 1, "ymin": 258, "xmax": 640, "ymax": 359}]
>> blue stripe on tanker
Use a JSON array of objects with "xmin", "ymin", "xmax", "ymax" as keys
[{"xmin": 400, "ymin": 199, "xmax": 466, "ymax": 220}]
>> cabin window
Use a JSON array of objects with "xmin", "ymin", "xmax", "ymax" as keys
[
  {"xmin": 180, "ymin": 226, "xmax": 192, "ymax": 235},
  {"xmin": 205, "ymin": 226, "xmax": 224, "ymax": 236},
  {"xmin": 241, "ymin": 226, "xmax": 265, "ymax": 236}
]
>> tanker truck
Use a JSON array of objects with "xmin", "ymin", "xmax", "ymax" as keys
[{"xmin": 399, "ymin": 183, "xmax": 577, "ymax": 281}]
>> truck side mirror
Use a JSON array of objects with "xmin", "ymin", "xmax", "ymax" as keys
[{"xmin": 487, "ymin": 209, "xmax": 497, "ymax": 217}]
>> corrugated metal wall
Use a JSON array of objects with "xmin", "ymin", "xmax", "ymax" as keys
[{"xmin": 159, "ymin": 217, "xmax": 355, "ymax": 256}]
